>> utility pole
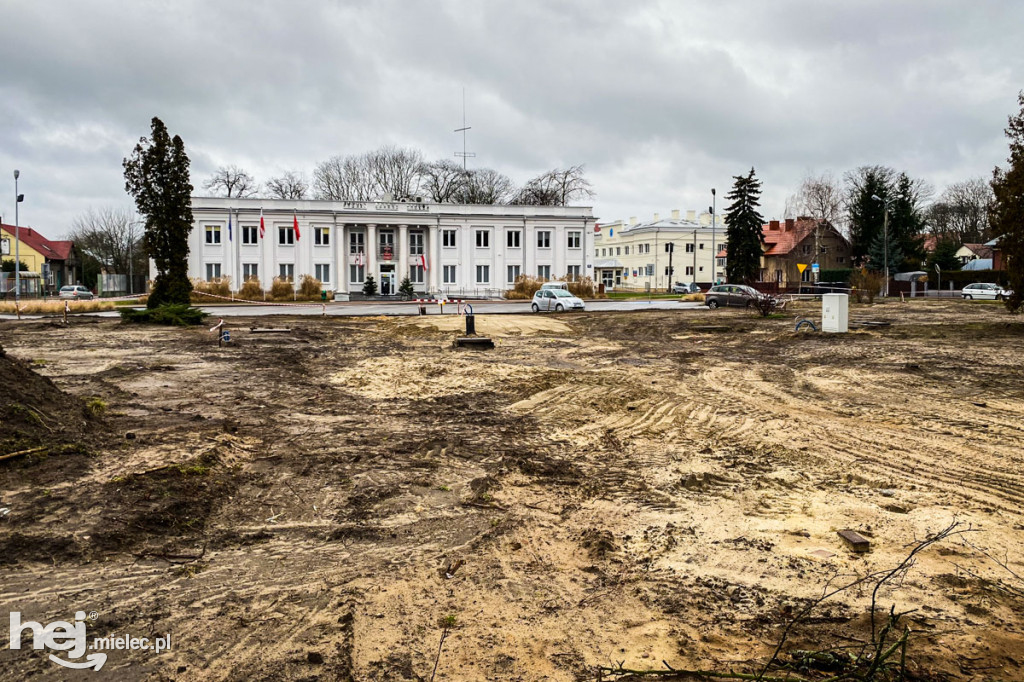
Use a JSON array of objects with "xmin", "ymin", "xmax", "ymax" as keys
[
  {"xmin": 710, "ymin": 188, "xmax": 716, "ymax": 285},
  {"xmin": 14, "ymin": 170, "xmax": 24, "ymax": 318},
  {"xmin": 667, "ymin": 242, "xmax": 674, "ymax": 293},
  {"xmin": 692, "ymin": 230, "xmax": 697, "ymax": 285},
  {"xmin": 453, "ymin": 88, "xmax": 475, "ymax": 171}
]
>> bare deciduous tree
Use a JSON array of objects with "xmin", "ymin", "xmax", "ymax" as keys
[
  {"xmin": 421, "ymin": 159, "xmax": 468, "ymax": 203},
  {"xmin": 512, "ymin": 165, "xmax": 595, "ymax": 206},
  {"xmin": 69, "ymin": 206, "xmax": 146, "ymax": 277},
  {"xmin": 264, "ymin": 171, "xmax": 309, "ymax": 200},
  {"xmin": 457, "ymin": 168, "xmax": 515, "ymax": 205},
  {"xmin": 926, "ymin": 177, "xmax": 994, "ymax": 244},
  {"xmin": 202, "ymin": 165, "xmax": 259, "ymax": 198},
  {"xmin": 313, "ymin": 146, "xmax": 425, "ymax": 201},
  {"xmin": 366, "ymin": 145, "xmax": 425, "ymax": 200}
]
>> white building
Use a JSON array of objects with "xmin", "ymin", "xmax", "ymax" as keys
[{"xmin": 185, "ymin": 197, "xmax": 595, "ymax": 298}]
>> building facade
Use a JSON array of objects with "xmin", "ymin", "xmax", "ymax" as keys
[
  {"xmin": 185, "ymin": 197, "xmax": 595, "ymax": 297},
  {"xmin": 1, "ymin": 223, "xmax": 80, "ymax": 295},
  {"xmin": 759, "ymin": 218, "xmax": 850, "ymax": 285},
  {"xmin": 593, "ymin": 210, "xmax": 725, "ymax": 290}
]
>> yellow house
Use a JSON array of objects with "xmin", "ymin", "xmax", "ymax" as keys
[{"xmin": 1, "ymin": 223, "xmax": 80, "ymax": 294}]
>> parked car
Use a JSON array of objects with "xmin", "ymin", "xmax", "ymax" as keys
[
  {"xmin": 961, "ymin": 283, "xmax": 1013, "ymax": 300},
  {"xmin": 58, "ymin": 285, "xmax": 94, "ymax": 300},
  {"xmin": 531, "ymin": 288, "xmax": 585, "ymax": 312},
  {"xmin": 704, "ymin": 284, "xmax": 769, "ymax": 309},
  {"xmin": 672, "ymin": 282, "xmax": 701, "ymax": 294}
]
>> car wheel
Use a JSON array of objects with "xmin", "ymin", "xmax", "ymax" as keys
[
  {"xmin": 964, "ymin": 294, "xmax": 972, "ymax": 300},
  {"xmin": 745, "ymin": 300, "xmax": 754, "ymax": 308},
  {"xmin": 707, "ymin": 299, "xmax": 719, "ymax": 309},
  {"xmin": 997, "ymin": 294, "xmax": 1004, "ymax": 301},
  {"xmin": 531, "ymin": 303, "xmax": 540, "ymax": 313},
  {"xmin": 555, "ymin": 304, "xmax": 564, "ymax": 312}
]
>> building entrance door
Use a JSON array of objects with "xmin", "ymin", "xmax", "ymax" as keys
[{"xmin": 380, "ymin": 265, "xmax": 396, "ymax": 296}]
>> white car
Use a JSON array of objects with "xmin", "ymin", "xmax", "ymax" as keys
[
  {"xmin": 961, "ymin": 283, "xmax": 1013, "ymax": 300},
  {"xmin": 531, "ymin": 288, "xmax": 585, "ymax": 312}
]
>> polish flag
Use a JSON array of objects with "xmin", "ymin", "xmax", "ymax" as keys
[
  {"xmin": 355, "ymin": 251, "xmax": 364, "ymax": 267},
  {"xmin": 293, "ymin": 212, "xmax": 301, "ymax": 241},
  {"xmin": 419, "ymin": 254, "xmax": 428, "ymax": 271},
  {"xmin": 259, "ymin": 208, "xmax": 265, "ymax": 239}
]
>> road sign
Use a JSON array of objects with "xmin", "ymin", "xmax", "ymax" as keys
[
  {"xmin": 797, "ymin": 263, "xmax": 808, "ymax": 274},
  {"xmin": 812, "ymin": 263, "xmax": 820, "ymax": 273}
]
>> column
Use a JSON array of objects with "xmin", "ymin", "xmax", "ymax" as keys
[
  {"xmin": 337, "ymin": 222, "xmax": 348, "ymax": 296},
  {"xmin": 428, "ymin": 225, "xmax": 440, "ymax": 293},
  {"xmin": 398, "ymin": 224, "xmax": 409, "ymax": 285},
  {"xmin": 366, "ymin": 223, "xmax": 377, "ymax": 285}
]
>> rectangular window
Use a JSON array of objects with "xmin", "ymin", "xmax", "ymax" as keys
[
  {"xmin": 315, "ymin": 263, "xmax": 330, "ymax": 283},
  {"xmin": 410, "ymin": 264, "xmax": 425, "ymax": 284},
  {"xmin": 242, "ymin": 263, "xmax": 258, "ymax": 281},
  {"xmin": 685, "ymin": 266, "xmax": 694, "ymax": 276},
  {"xmin": 506, "ymin": 230, "xmax": 521, "ymax": 248},
  {"xmin": 279, "ymin": 227, "xmax": 295, "ymax": 245},
  {"xmin": 476, "ymin": 264, "xmax": 490, "ymax": 284},
  {"xmin": 378, "ymin": 231, "xmax": 394, "ymax": 257},
  {"xmin": 685, "ymin": 243, "xmax": 695, "ymax": 253},
  {"xmin": 205, "ymin": 225, "xmax": 221, "ymax": 245},
  {"xmin": 699, "ymin": 243, "xmax": 704, "ymax": 249},
  {"xmin": 537, "ymin": 265, "xmax": 551, "ymax": 280},
  {"xmin": 242, "ymin": 225, "xmax": 258, "ymax": 245},
  {"xmin": 279, "ymin": 263, "xmax": 294, "ymax": 280},
  {"xmin": 443, "ymin": 229, "xmax": 457, "ymax": 247},
  {"xmin": 566, "ymin": 265, "xmax": 581, "ymax": 280},
  {"xmin": 409, "ymin": 232, "xmax": 424, "ymax": 255},
  {"xmin": 349, "ymin": 231, "xmax": 364, "ymax": 254},
  {"xmin": 205, "ymin": 263, "xmax": 221, "ymax": 280},
  {"xmin": 443, "ymin": 264, "xmax": 456, "ymax": 284},
  {"xmin": 314, "ymin": 227, "xmax": 330, "ymax": 246},
  {"xmin": 475, "ymin": 230, "xmax": 489, "ymax": 248},
  {"xmin": 568, "ymin": 231, "xmax": 581, "ymax": 249},
  {"xmin": 802, "ymin": 244, "xmax": 812, "ymax": 255},
  {"xmin": 717, "ymin": 257, "xmax": 726, "ymax": 267},
  {"xmin": 802, "ymin": 268, "xmax": 812, "ymax": 282},
  {"xmin": 837, "ymin": 256, "xmax": 845, "ymax": 264},
  {"xmin": 349, "ymin": 264, "xmax": 365, "ymax": 283},
  {"xmin": 507, "ymin": 264, "xmax": 521, "ymax": 283},
  {"xmin": 616, "ymin": 247, "xmax": 621, "ymax": 256},
  {"xmin": 537, "ymin": 231, "xmax": 551, "ymax": 248},
  {"xmin": 624, "ymin": 246, "xmax": 630, "ymax": 255},
  {"xmin": 645, "ymin": 264, "xmax": 654, "ymax": 276}
]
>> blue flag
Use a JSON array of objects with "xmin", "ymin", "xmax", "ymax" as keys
[{"xmin": 227, "ymin": 212, "xmax": 233, "ymax": 242}]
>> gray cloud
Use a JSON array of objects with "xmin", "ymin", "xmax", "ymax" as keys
[{"xmin": 1, "ymin": 0, "xmax": 1021, "ymax": 236}]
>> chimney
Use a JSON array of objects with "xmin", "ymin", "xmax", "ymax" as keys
[
  {"xmin": 686, "ymin": 209, "xmax": 696, "ymax": 221},
  {"xmin": 671, "ymin": 209, "xmax": 680, "ymax": 220},
  {"xmin": 629, "ymin": 216, "xmax": 637, "ymax": 225},
  {"xmin": 785, "ymin": 218, "xmax": 795, "ymax": 231},
  {"xmin": 769, "ymin": 220, "xmax": 780, "ymax": 231},
  {"xmin": 653, "ymin": 213, "xmax": 660, "ymax": 222}
]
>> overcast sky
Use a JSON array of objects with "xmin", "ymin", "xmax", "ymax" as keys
[{"xmin": 2, "ymin": 0, "xmax": 1022, "ymax": 238}]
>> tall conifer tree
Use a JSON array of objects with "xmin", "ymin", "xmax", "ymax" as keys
[
  {"xmin": 991, "ymin": 91, "xmax": 1024, "ymax": 312},
  {"xmin": 724, "ymin": 168, "xmax": 766, "ymax": 285}
]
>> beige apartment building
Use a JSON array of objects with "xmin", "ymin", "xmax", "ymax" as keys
[{"xmin": 593, "ymin": 210, "xmax": 725, "ymax": 290}]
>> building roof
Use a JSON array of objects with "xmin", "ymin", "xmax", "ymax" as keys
[
  {"xmin": 761, "ymin": 218, "xmax": 819, "ymax": 256},
  {"xmin": 962, "ymin": 258, "xmax": 994, "ymax": 271},
  {"xmin": 960, "ymin": 243, "xmax": 994, "ymax": 259},
  {"xmin": 0, "ymin": 224, "xmax": 73, "ymax": 261}
]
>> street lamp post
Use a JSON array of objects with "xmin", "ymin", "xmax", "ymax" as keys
[
  {"xmin": 871, "ymin": 194, "xmax": 892, "ymax": 297},
  {"xmin": 710, "ymin": 188, "xmax": 716, "ymax": 285},
  {"xmin": 14, "ymin": 170, "xmax": 24, "ymax": 315}
]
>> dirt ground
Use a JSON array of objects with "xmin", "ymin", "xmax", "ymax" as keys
[{"xmin": 2, "ymin": 299, "xmax": 1024, "ymax": 681}]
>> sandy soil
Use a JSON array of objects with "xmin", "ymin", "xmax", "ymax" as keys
[{"xmin": 1, "ymin": 300, "xmax": 1023, "ymax": 681}]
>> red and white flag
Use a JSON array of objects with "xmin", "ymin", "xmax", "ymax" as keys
[
  {"xmin": 355, "ymin": 251, "xmax": 364, "ymax": 267},
  {"xmin": 259, "ymin": 208, "xmax": 265, "ymax": 239},
  {"xmin": 293, "ymin": 212, "xmax": 301, "ymax": 241},
  {"xmin": 419, "ymin": 254, "xmax": 428, "ymax": 271}
]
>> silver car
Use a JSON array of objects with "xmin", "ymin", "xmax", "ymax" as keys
[
  {"xmin": 531, "ymin": 288, "xmax": 585, "ymax": 312},
  {"xmin": 58, "ymin": 285, "xmax": 94, "ymax": 300},
  {"xmin": 961, "ymin": 282, "xmax": 1012, "ymax": 300}
]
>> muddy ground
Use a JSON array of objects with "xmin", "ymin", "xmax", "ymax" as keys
[{"xmin": 1, "ymin": 299, "xmax": 1023, "ymax": 681}]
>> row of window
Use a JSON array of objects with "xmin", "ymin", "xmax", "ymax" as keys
[
  {"xmin": 205, "ymin": 262, "xmax": 583, "ymax": 287},
  {"xmin": 599, "ymin": 242, "xmax": 710, "ymax": 258},
  {"xmin": 205, "ymin": 226, "xmax": 584, "ymax": 251}
]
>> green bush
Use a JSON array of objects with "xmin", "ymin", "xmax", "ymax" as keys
[
  {"xmin": 119, "ymin": 304, "xmax": 209, "ymax": 326},
  {"xmin": 362, "ymin": 275, "xmax": 378, "ymax": 296},
  {"xmin": 399, "ymin": 277, "xmax": 415, "ymax": 297},
  {"xmin": 818, "ymin": 268, "xmax": 853, "ymax": 283}
]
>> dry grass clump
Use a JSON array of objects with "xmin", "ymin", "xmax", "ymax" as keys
[
  {"xmin": 298, "ymin": 274, "xmax": 325, "ymax": 299},
  {"xmin": 566, "ymin": 276, "xmax": 599, "ymax": 299},
  {"xmin": 0, "ymin": 300, "xmax": 116, "ymax": 314},
  {"xmin": 269, "ymin": 277, "xmax": 295, "ymax": 301},
  {"xmin": 681, "ymin": 293, "xmax": 706, "ymax": 302},
  {"xmin": 505, "ymin": 275, "xmax": 543, "ymax": 300},
  {"xmin": 849, "ymin": 269, "xmax": 886, "ymax": 304},
  {"xmin": 191, "ymin": 277, "xmax": 232, "ymax": 302},
  {"xmin": 237, "ymin": 277, "xmax": 264, "ymax": 301}
]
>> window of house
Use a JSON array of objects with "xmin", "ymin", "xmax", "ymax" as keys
[
  {"xmin": 242, "ymin": 225, "xmax": 258, "ymax": 245},
  {"xmin": 685, "ymin": 243, "xmax": 695, "ymax": 253},
  {"xmin": 775, "ymin": 270, "xmax": 783, "ymax": 283},
  {"xmin": 315, "ymin": 264, "xmax": 330, "ymax": 283},
  {"xmin": 507, "ymin": 230, "xmax": 521, "ymax": 248},
  {"xmin": 616, "ymin": 247, "xmax": 621, "ymax": 256},
  {"xmin": 624, "ymin": 246, "xmax": 630, "ymax": 255},
  {"xmin": 475, "ymin": 230, "xmax": 489, "ymax": 248},
  {"xmin": 279, "ymin": 263, "xmax": 294, "ymax": 280},
  {"xmin": 699, "ymin": 243, "xmax": 704, "ymax": 249},
  {"xmin": 837, "ymin": 256, "xmax": 845, "ymax": 264},
  {"xmin": 802, "ymin": 268, "xmax": 813, "ymax": 282},
  {"xmin": 717, "ymin": 257, "xmax": 726, "ymax": 267},
  {"xmin": 443, "ymin": 265, "xmax": 456, "ymax": 284},
  {"xmin": 349, "ymin": 231, "xmax": 364, "ymax": 254},
  {"xmin": 242, "ymin": 263, "xmax": 258, "ymax": 281},
  {"xmin": 507, "ymin": 264, "xmax": 521, "ymax": 283},
  {"xmin": 802, "ymin": 244, "xmax": 812, "ymax": 255},
  {"xmin": 349, "ymin": 264, "xmax": 365, "ymax": 284},
  {"xmin": 476, "ymin": 264, "xmax": 490, "ymax": 284},
  {"xmin": 566, "ymin": 265, "xmax": 581, "ymax": 280},
  {"xmin": 205, "ymin": 225, "xmax": 221, "ymax": 245},
  {"xmin": 568, "ymin": 231, "xmax": 581, "ymax": 249},
  {"xmin": 409, "ymin": 232, "xmax": 424, "ymax": 255},
  {"xmin": 379, "ymin": 231, "xmax": 394, "ymax": 257},
  {"xmin": 537, "ymin": 231, "xmax": 551, "ymax": 248},
  {"xmin": 314, "ymin": 227, "xmax": 330, "ymax": 246},
  {"xmin": 279, "ymin": 227, "xmax": 295, "ymax": 245},
  {"xmin": 537, "ymin": 265, "xmax": 551, "ymax": 280},
  {"xmin": 645, "ymin": 264, "xmax": 654, "ymax": 276},
  {"xmin": 410, "ymin": 264, "xmax": 424, "ymax": 284},
  {"xmin": 205, "ymin": 263, "xmax": 221, "ymax": 280},
  {"xmin": 685, "ymin": 266, "xmax": 694, "ymax": 276},
  {"xmin": 443, "ymin": 230, "xmax": 457, "ymax": 247}
]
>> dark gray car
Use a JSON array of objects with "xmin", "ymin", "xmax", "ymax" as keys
[{"xmin": 705, "ymin": 284, "xmax": 763, "ymax": 309}]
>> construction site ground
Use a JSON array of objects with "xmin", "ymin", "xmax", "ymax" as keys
[{"xmin": 1, "ymin": 298, "xmax": 1023, "ymax": 681}]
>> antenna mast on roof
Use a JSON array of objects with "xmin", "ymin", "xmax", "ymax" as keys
[{"xmin": 454, "ymin": 88, "xmax": 475, "ymax": 170}]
